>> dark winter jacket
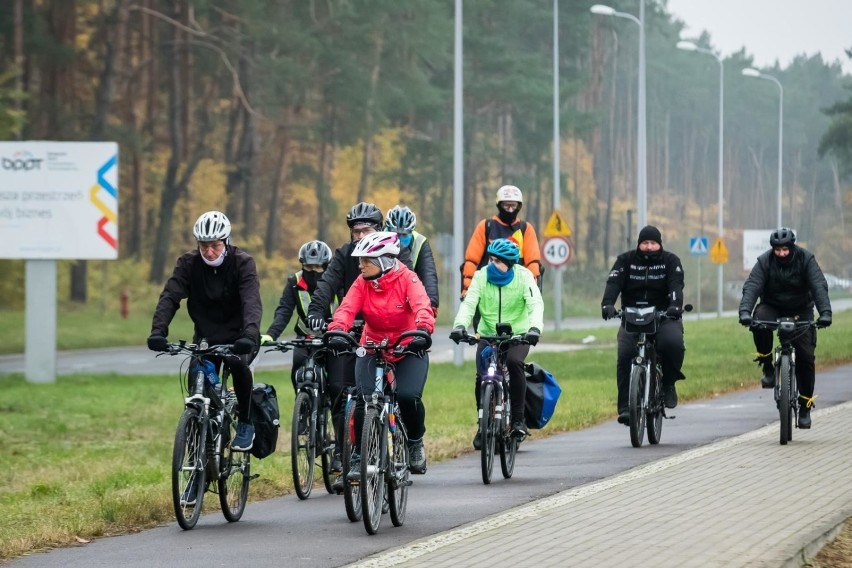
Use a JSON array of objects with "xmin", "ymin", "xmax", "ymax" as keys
[
  {"xmin": 151, "ymin": 245, "xmax": 262, "ymax": 345},
  {"xmin": 739, "ymin": 246, "xmax": 832, "ymax": 317},
  {"xmin": 266, "ymin": 271, "xmax": 334, "ymax": 339},
  {"xmin": 408, "ymin": 231, "xmax": 439, "ymax": 309},
  {"xmin": 601, "ymin": 248, "xmax": 685, "ymax": 311}
]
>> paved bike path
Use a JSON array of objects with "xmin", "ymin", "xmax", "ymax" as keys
[{"xmin": 353, "ymin": 367, "xmax": 852, "ymax": 568}]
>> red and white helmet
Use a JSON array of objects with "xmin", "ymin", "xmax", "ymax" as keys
[
  {"xmin": 495, "ymin": 185, "xmax": 523, "ymax": 203},
  {"xmin": 351, "ymin": 231, "xmax": 401, "ymax": 258}
]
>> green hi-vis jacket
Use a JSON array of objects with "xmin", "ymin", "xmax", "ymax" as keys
[{"xmin": 453, "ymin": 264, "xmax": 544, "ymax": 335}]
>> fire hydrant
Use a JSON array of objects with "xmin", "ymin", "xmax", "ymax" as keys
[{"xmin": 120, "ymin": 289, "xmax": 129, "ymax": 319}]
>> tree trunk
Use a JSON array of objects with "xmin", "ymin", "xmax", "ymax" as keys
[
  {"xmin": 13, "ymin": 0, "xmax": 24, "ymax": 139},
  {"xmin": 357, "ymin": 31, "xmax": 385, "ymax": 202},
  {"xmin": 265, "ymin": 128, "xmax": 290, "ymax": 257}
]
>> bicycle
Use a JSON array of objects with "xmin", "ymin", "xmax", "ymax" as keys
[
  {"xmin": 324, "ymin": 329, "xmax": 431, "ymax": 535},
  {"xmin": 750, "ymin": 317, "xmax": 821, "ymax": 445},
  {"xmin": 618, "ymin": 304, "xmax": 692, "ymax": 448},
  {"xmin": 158, "ymin": 340, "xmax": 253, "ymax": 530},
  {"xmin": 458, "ymin": 323, "xmax": 528, "ymax": 485},
  {"xmin": 265, "ymin": 336, "xmax": 336, "ymax": 499}
]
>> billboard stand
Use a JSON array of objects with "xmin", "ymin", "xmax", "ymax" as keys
[{"xmin": 25, "ymin": 259, "xmax": 57, "ymax": 383}]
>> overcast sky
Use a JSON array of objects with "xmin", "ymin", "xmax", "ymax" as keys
[{"xmin": 666, "ymin": 0, "xmax": 852, "ymax": 75}]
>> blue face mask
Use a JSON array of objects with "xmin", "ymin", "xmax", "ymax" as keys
[{"xmin": 399, "ymin": 234, "xmax": 413, "ymax": 247}]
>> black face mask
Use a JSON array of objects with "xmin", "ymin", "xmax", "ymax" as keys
[
  {"xmin": 774, "ymin": 246, "xmax": 796, "ymax": 264},
  {"xmin": 497, "ymin": 205, "xmax": 519, "ymax": 225},
  {"xmin": 638, "ymin": 247, "xmax": 663, "ymax": 262},
  {"xmin": 302, "ymin": 270, "xmax": 321, "ymax": 293}
]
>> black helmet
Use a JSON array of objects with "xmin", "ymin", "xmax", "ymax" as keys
[
  {"xmin": 346, "ymin": 202, "xmax": 383, "ymax": 228},
  {"xmin": 769, "ymin": 227, "xmax": 796, "ymax": 247}
]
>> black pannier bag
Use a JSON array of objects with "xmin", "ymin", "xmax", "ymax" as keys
[
  {"xmin": 250, "ymin": 382, "xmax": 280, "ymax": 459},
  {"xmin": 524, "ymin": 362, "xmax": 563, "ymax": 429}
]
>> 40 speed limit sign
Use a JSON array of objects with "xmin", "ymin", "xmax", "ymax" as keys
[{"xmin": 542, "ymin": 236, "xmax": 573, "ymax": 268}]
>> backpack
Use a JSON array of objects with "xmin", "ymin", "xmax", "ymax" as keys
[
  {"xmin": 523, "ymin": 362, "xmax": 562, "ymax": 429},
  {"xmin": 249, "ymin": 382, "xmax": 280, "ymax": 459}
]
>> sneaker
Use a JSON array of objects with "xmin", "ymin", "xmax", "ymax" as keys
[
  {"xmin": 617, "ymin": 410, "xmax": 630, "ymax": 425},
  {"xmin": 511, "ymin": 419, "xmax": 529, "ymax": 438},
  {"xmin": 798, "ymin": 400, "xmax": 813, "ymax": 429},
  {"xmin": 472, "ymin": 430, "xmax": 482, "ymax": 450},
  {"xmin": 330, "ymin": 451, "xmax": 342, "ymax": 474},
  {"xmin": 760, "ymin": 360, "xmax": 775, "ymax": 389},
  {"xmin": 331, "ymin": 474, "xmax": 344, "ymax": 494},
  {"xmin": 179, "ymin": 479, "xmax": 199, "ymax": 506},
  {"xmin": 408, "ymin": 439, "xmax": 427, "ymax": 474},
  {"xmin": 664, "ymin": 383, "xmax": 678, "ymax": 409},
  {"xmin": 231, "ymin": 421, "xmax": 255, "ymax": 451},
  {"xmin": 346, "ymin": 453, "xmax": 361, "ymax": 481}
]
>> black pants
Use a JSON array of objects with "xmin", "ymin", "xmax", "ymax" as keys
[
  {"xmin": 474, "ymin": 341, "xmax": 529, "ymax": 423},
  {"xmin": 210, "ymin": 352, "xmax": 255, "ymax": 423},
  {"xmin": 325, "ymin": 351, "xmax": 356, "ymax": 453},
  {"xmin": 354, "ymin": 353, "xmax": 430, "ymax": 441},
  {"xmin": 751, "ymin": 304, "xmax": 817, "ymax": 398},
  {"xmin": 616, "ymin": 319, "xmax": 684, "ymax": 412}
]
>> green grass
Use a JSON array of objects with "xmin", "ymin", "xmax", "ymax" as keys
[{"xmin": 2, "ymin": 312, "xmax": 851, "ymax": 559}]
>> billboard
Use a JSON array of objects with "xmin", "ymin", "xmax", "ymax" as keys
[
  {"xmin": 0, "ymin": 141, "xmax": 118, "ymax": 259},
  {"xmin": 742, "ymin": 229, "xmax": 774, "ymax": 270}
]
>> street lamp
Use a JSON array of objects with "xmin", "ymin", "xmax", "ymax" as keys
[
  {"xmin": 591, "ymin": 2, "xmax": 647, "ymax": 229},
  {"xmin": 678, "ymin": 40, "xmax": 725, "ymax": 316},
  {"xmin": 742, "ymin": 67, "xmax": 784, "ymax": 228}
]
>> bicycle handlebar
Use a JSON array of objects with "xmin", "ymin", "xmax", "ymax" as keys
[
  {"xmin": 457, "ymin": 331, "xmax": 528, "ymax": 347},
  {"xmin": 156, "ymin": 341, "xmax": 235, "ymax": 358},
  {"xmin": 322, "ymin": 328, "xmax": 432, "ymax": 356},
  {"xmin": 750, "ymin": 319, "xmax": 823, "ymax": 331}
]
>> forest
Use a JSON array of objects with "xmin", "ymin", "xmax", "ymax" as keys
[{"xmin": 1, "ymin": 0, "xmax": 851, "ymax": 308}]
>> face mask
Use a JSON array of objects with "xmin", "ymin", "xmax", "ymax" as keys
[
  {"xmin": 497, "ymin": 207, "xmax": 519, "ymax": 225},
  {"xmin": 399, "ymin": 234, "xmax": 413, "ymax": 247},
  {"xmin": 302, "ymin": 270, "xmax": 321, "ymax": 291},
  {"xmin": 201, "ymin": 247, "xmax": 227, "ymax": 267}
]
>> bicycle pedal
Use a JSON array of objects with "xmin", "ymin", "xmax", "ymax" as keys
[
  {"xmin": 664, "ymin": 414, "xmax": 676, "ymax": 420},
  {"xmin": 249, "ymin": 474, "xmax": 261, "ymax": 480}
]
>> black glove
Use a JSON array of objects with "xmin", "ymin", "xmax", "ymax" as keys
[
  {"xmin": 817, "ymin": 313, "xmax": 832, "ymax": 328},
  {"xmin": 665, "ymin": 305, "xmax": 681, "ymax": 319},
  {"xmin": 407, "ymin": 336, "xmax": 429, "ymax": 353},
  {"xmin": 524, "ymin": 327, "xmax": 541, "ymax": 346},
  {"xmin": 601, "ymin": 305, "xmax": 617, "ymax": 321},
  {"xmin": 739, "ymin": 312, "xmax": 753, "ymax": 327},
  {"xmin": 307, "ymin": 315, "xmax": 325, "ymax": 332},
  {"xmin": 328, "ymin": 335, "xmax": 352, "ymax": 352},
  {"xmin": 449, "ymin": 326, "xmax": 467, "ymax": 344},
  {"xmin": 147, "ymin": 334, "xmax": 168, "ymax": 352},
  {"xmin": 233, "ymin": 336, "xmax": 256, "ymax": 355}
]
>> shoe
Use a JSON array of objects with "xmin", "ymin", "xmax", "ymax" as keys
[
  {"xmin": 664, "ymin": 383, "xmax": 678, "ymax": 409},
  {"xmin": 330, "ymin": 451, "xmax": 342, "ymax": 474},
  {"xmin": 472, "ymin": 430, "xmax": 482, "ymax": 450},
  {"xmin": 231, "ymin": 421, "xmax": 255, "ymax": 451},
  {"xmin": 408, "ymin": 439, "xmax": 427, "ymax": 474},
  {"xmin": 798, "ymin": 400, "xmax": 812, "ymax": 429},
  {"xmin": 179, "ymin": 479, "xmax": 199, "ymax": 506},
  {"xmin": 346, "ymin": 453, "xmax": 361, "ymax": 481},
  {"xmin": 760, "ymin": 360, "xmax": 775, "ymax": 388},
  {"xmin": 331, "ymin": 474, "xmax": 344, "ymax": 494},
  {"xmin": 511, "ymin": 419, "xmax": 529, "ymax": 438},
  {"xmin": 617, "ymin": 410, "xmax": 629, "ymax": 426}
]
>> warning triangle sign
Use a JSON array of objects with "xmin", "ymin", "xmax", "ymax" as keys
[
  {"xmin": 709, "ymin": 237, "xmax": 729, "ymax": 264},
  {"xmin": 543, "ymin": 211, "xmax": 572, "ymax": 237}
]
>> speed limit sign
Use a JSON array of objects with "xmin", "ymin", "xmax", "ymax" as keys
[{"xmin": 542, "ymin": 236, "xmax": 573, "ymax": 268}]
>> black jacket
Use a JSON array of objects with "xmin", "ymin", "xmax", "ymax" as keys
[
  {"xmin": 601, "ymin": 248, "xmax": 684, "ymax": 311},
  {"xmin": 266, "ymin": 271, "xmax": 334, "ymax": 339},
  {"xmin": 151, "ymin": 245, "xmax": 262, "ymax": 345},
  {"xmin": 408, "ymin": 232, "xmax": 439, "ymax": 309},
  {"xmin": 739, "ymin": 246, "xmax": 832, "ymax": 317}
]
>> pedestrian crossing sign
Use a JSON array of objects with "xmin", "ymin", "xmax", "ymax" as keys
[{"xmin": 689, "ymin": 236, "xmax": 708, "ymax": 256}]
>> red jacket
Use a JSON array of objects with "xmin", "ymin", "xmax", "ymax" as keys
[{"xmin": 329, "ymin": 262, "xmax": 435, "ymax": 356}]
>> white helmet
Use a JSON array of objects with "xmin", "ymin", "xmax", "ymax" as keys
[
  {"xmin": 495, "ymin": 185, "xmax": 523, "ymax": 203},
  {"xmin": 351, "ymin": 231, "xmax": 401, "ymax": 258},
  {"xmin": 193, "ymin": 211, "xmax": 231, "ymax": 242}
]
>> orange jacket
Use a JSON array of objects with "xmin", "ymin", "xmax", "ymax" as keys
[{"xmin": 461, "ymin": 216, "xmax": 541, "ymax": 293}]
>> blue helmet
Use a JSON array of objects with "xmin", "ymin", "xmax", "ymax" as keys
[{"xmin": 486, "ymin": 238, "xmax": 520, "ymax": 264}]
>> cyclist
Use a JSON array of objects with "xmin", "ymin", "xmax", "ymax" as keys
[
  {"xmin": 147, "ymin": 211, "xmax": 262, "ymax": 454},
  {"xmin": 260, "ymin": 240, "xmax": 334, "ymax": 390},
  {"xmin": 461, "ymin": 185, "xmax": 543, "ymax": 298},
  {"xmin": 601, "ymin": 225, "xmax": 685, "ymax": 426},
  {"xmin": 384, "ymin": 205, "xmax": 439, "ymax": 314},
  {"xmin": 326, "ymin": 231, "xmax": 434, "ymax": 475},
  {"xmin": 449, "ymin": 238, "xmax": 544, "ymax": 448},
  {"xmin": 738, "ymin": 227, "xmax": 832, "ymax": 429}
]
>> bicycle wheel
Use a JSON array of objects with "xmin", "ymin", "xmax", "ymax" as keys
[
  {"xmin": 499, "ymin": 430, "xmax": 517, "ymax": 479},
  {"xmin": 647, "ymin": 367, "xmax": 663, "ymax": 445},
  {"xmin": 479, "ymin": 383, "xmax": 497, "ymax": 485},
  {"xmin": 218, "ymin": 413, "xmax": 250, "ymax": 522},
  {"xmin": 388, "ymin": 418, "xmax": 409, "ymax": 527},
  {"xmin": 360, "ymin": 405, "xmax": 385, "ymax": 535},
  {"xmin": 779, "ymin": 354, "xmax": 793, "ymax": 445},
  {"xmin": 628, "ymin": 364, "xmax": 647, "ymax": 448},
  {"xmin": 291, "ymin": 391, "xmax": 315, "ymax": 500},
  {"xmin": 172, "ymin": 407, "xmax": 206, "ymax": 530},
  {"xmin": 342, "ymin": 399, "xmax": 362, "ymax": 522},
  {"xmin": 319, "ymin": 400, "xmax": 336, "ymax": 494}
]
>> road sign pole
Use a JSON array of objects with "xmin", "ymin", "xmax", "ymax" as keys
[{"xmin": 696, "ymin": 256, "xmax": 702, "ymax": 320}]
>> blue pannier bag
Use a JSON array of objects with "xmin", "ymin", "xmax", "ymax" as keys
[{"xmin": 524, "ymin": 362, "xmax": 562, "ymax": 429}]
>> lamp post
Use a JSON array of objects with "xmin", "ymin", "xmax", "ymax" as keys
[
  {"xmin": 742, "ymin": 68, "xmax": 784, "ymax": 228},
  {"xmin": 678, "ymin": 40, "xmax": 724, "ymax": 316},
  {"xmin": 591, "ymin": 1, "xmax": 647, "ymax": 229}
]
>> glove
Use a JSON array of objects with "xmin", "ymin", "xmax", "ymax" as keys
[
  {"xmin": 328, "ymin": 335, "xmax": 351, "ymax": 352},
  {"xmin": 233, "ymin": 336, "xmax": 256, "ymax": 355},
  {"xmin": 449, "ymin": 326, "xmax": 467, "ymax": 344},
  {"xmin": 524, "ymin": 327, "xmax": 541, "ymax": 346},
  {"xmin": 260, "ymin": 334, "xmax": 274, "ymax": 346},
  {"xmin": 818, "ymin": 313, "xmax": 832, "ymax": 328},
  {"xmin": 665, "ymin": 305, "xmax": 681, "ymax": 319},
  {"xmin": 408, "ymin": 336, "xmax": 429, "ymax": 353},
  {"xmin": 739, "ymin": 312, "xmax": 753, "ymax": 327},
  {"xmin": 147, "ymin": 334, "xmax": 168, "ymax": 352},
  {"xmin": 601, "ymin": 305, "xmax": 617, "ymax": 321},
  {"xmin": 307, "ymin": 315, "xmax": 325, "ymax": 332}
]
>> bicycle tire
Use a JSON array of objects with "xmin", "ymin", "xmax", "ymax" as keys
[
  {"xmin": 499, "ymin": 431, "xmax": 517, "ymax": 479},
  {"xmin": 779, "ymin": 354, "xmax": 793, "ymax": 445},
  {"xmin": 292, "ymin": 391, "xmax": 315, "ymax": 500},
  {"xmin": 319, "ymin": 402, "xmax": 336, "ymax": 494},
  {"xmin": 172, "ymin": 407, "xmax": 206, "ymax": 530},
  {"xmin": 628, "ymin": 364, "xmax": 647, "ymax": 448},
  {"xmin": 647, "ymin": 365, "xmax": 663, "ymax": 445},
  {"xmin": 342, "ymin": 399, "xmax": 362, "ymax": 522},
  {"xmin": 361, "ymin": 405, "xmax": 385, "ymax": 535},
  {"xmin": 218, "ymin": 413, "xmax": 250, "ymax": 522},
  {"xmin": 480, "ymin": 383, "xmax": 497, "ymax": 485},
  {"xmin": 388, "ymin": 417, "xmax": 409, "ymax": 527}
]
